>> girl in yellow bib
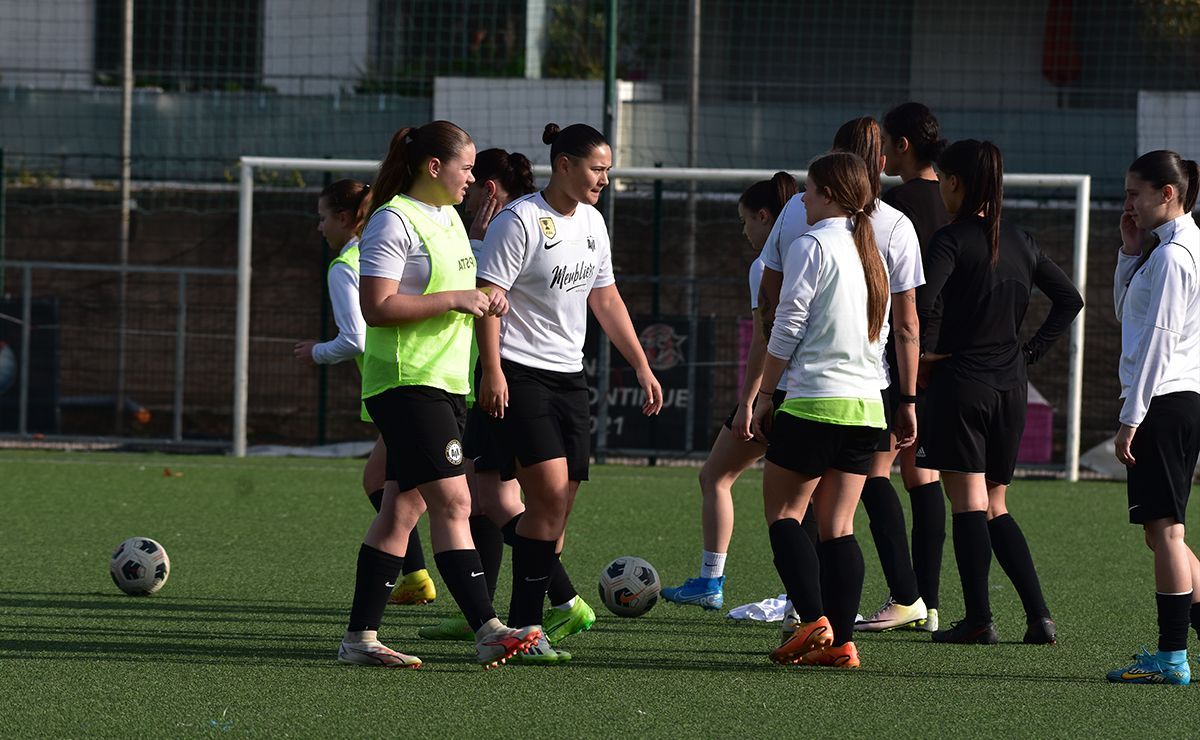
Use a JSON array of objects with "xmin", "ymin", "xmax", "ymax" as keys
[{"xmin": 337, "ymin": 121, "xmax": 540, "ymax": 670}]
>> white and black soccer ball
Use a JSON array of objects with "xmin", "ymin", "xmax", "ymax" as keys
[
  {"xmin": 598, "ymin": 556, "xmax": 660, "ymax": 617},
  {"xmin": 109, "ymin": 537, "xmax": 171, "ymax": 595}
]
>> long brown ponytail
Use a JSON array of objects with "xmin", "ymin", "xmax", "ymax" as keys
[
  {"xmin": 938, "ymin": 139, "xmax": 1004, "ymax": 266},
  {"xmin": 372, "ymin": 120, "xmax": 473, "ymax": 209},
  {"xmin": 832, "ymin": 117, "xmax": 884, "ymax": 204},
  {"xmin": 808, "ymin": 151, "xmax": 888, "ymax": 342}
]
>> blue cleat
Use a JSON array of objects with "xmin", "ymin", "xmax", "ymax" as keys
[
  {"xmin": 662, "ymin": 576, "xmax": 725, "ymax": 610},
  {"xmin": 1106, "ymin": 647, "xmax": 1190, "ymax": 685}
]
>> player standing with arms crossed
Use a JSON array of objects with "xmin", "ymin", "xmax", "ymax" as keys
[
  {"xmin": 751, "ymin": 151, "xmax": 899, "ymax": 669},
  {"xmin": 855, "ymin": 103, "xmax": 951, "ymax": 632},
  {"xmin": 476, "ymin": 122, "xmax": 663, "ymax": 664},
  {"xmin": 338, "ymin": 121, "xmax": 539, "ymax": 670},
  {"xmin": 662, "ymin": 172, "xmax": 798, "ymax": 611},
  {"xmin": 917, "ymin": 139, "xmax": 1081, "ymax": 646},
  {"xmin": 295, "ymin": 178, "xmax": 437, "ymax": 607},
  {"xmin": 1107, "ymin": 150, "xmax": 1200, "ymax": 685}
]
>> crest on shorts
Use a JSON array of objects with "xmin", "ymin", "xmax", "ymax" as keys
[
  {"xmin": 445, "ymin": 439, "xmax": 463, "ymax": 466},
  {"xmin": 538, "ymin": 217, "xmax": 557, "ymax": 239}
]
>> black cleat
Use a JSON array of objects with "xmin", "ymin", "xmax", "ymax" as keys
[
  {"xmin": 931, "ymin": 620, "xmax": 999, "ymax": 645},
  {"xmin": 1023, "ymin": 617, "xmax": 1057, "ymax": 645}
]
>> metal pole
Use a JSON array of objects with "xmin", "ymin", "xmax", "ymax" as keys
[
  {"xmin": 233, "ymin": 161, "xmax": 254, "ymax": 457},
  {"xmin": 115, "ymin": 0, "xmax": 133, "ymax": 435},
  {"xmin": 173, "ymin": 273, "xmax": 187, "ymax": 442},
  {"xmin": 685, "ymin": 0, "xmax": 701, "ymax": 455},
  {"xmin": 18, "ymin": 267, "xmax": 31, "ymax": 435},
  {"xmin": 595, "ymin": 0, "xmax": 618, "ymax": 464},
  {"xmin": 0, "ymin": 148, "xmax": 6, "ymax": 297},
  {"xmin": 317, "ymin": 167, "xmax": 332, "ymax": 446},
  {"xmin": 652, "ymin": 162, "xmax": 663, "ymax": 317},
  {"xmin": 1064, "ymin": 176, "xmax": 1090, "ymax": 482}
]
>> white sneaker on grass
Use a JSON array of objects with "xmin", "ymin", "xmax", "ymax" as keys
[{"xmin": 854, "ymin": 596, "xmax": 928, "ymax": 632}]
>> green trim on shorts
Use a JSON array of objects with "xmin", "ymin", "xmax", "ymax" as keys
[{"xmin": 778, "ymin": 397, "xmax": 886, "ymax": 429}]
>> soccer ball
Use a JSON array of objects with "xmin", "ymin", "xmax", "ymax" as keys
[
  {"xmin": 109, "ymin": 537, "xmax": 171, "ymax": 595},
  {"xmin": 598, "ymin": 556, "xmax": 660, "ymax": 617}
]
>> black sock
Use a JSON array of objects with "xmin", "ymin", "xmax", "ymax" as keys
[
  {"xmin": 433, "ymin": 549, "xmax": 497, "ymax": 632},
  {"xmin": 402, "ymin": 526, "xmax": 426, "ymax": 575},
  {"xmin": 547, "ymin": 553, "xmax": 578, "ymax": 607},
  {"xmin": 1157, "ymin": 591, "xmax": 1193, "ymax": 653},
  {"xmin": 908, "ymin": 481, "xmax": 946, "ymax": 610},
  {"xmin": 988, "ymin": 513, "xmax": 1051, "ymax": 621},
  {"xmin": 346, "ymin": 544, "xmax": 403, "ymax": 632},
  {"xmin": 768, "ymin": 518, "xmax": 823, "ymax": 622},
  {"xmin": 1191, "ymin": 601, "xmax": 1200, "ymax": 643},
  {"xmin": 800, "ymin": 514, "xmax": 820, "ymax": 547},
  {"xmin": 819, "ymin": 535, "xmax": 865, "ymax": 646},
  {"xmin": 508, "ymin": 534, "xmax": 557, "ymax": 628},
  {"xmin": 469, "ymin": 515, "xmax": 505, "ymax": 600},
  {"xmin": 367, "ymin": 489, "xmax": 384, "ymax": 513},
  {"xmin": 862, "ymin": 477, "xmax": 919, "ymax": 605},
  {"xmin": 952, "ymin": 511, "xmax": 993, "ymax": 625},
  {"xmin": 500, "ymin": 513, "xmax": 522, "ymax": 546}
]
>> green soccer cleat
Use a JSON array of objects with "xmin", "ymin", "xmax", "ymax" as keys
[
  {"xmin": 512, "ymin": 633, "xmax": 573, "ymax": 665},
  {"xmin": 417, "ymin": 614, "xmax": 475, "ymax": 642},
  {"xmin": 543, "ymin": 597, "xmax": 596, "ymax": 645}
]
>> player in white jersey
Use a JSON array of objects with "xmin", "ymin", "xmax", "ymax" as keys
[
  {"xmin": 750, "ymin": 151, "xmax": 894, "ymax": 670},
  {"xmin": 476, "ymin": 122, "xmax": 663, "ymax": 663},
  {"xmin": 294, "ymin": 178, "xmax": 438, "ymax": 608},
  {"xmin": 1107, "ymin": 150, "xmax": 1200, "ymax": 685},
  {"xmin": 661, "ymin": 172, "xmax": 798, "ymax": 611}
]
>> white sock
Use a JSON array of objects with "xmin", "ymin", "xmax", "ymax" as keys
[
  {"xmin": 552, "ymin": 596, "xmax": 576, "ymax": 611},
  {"xmin": 700, "ymin": 551, "xmax": 727, "ymax": 579}
]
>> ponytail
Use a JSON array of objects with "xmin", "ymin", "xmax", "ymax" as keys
[
  {"xmin": 939, "ymin": 139, "xmax": 1004, "ymax": 267},
  {"xmin": 474, "ymin": 148, "xmax": 536, "ymax": 198},
  {"xmin": 372, "ymin": 121, "xmax": 473, "ymax": 209},
  {"xmin": 808, "ymin": 152, "xmax": 889, "ymax": 342},
  {"xmin": 739, "ymin": 170, "xmax": 799, "ymax": 220},
  {"xmin": 544, "ymin": 122, "xmax": 608, "ymax": 166},
  {"xmin": 320, "ymin": 178, "xmax": 371, "ymax": 234},
  {"xmin": 832, "ymin": 117, "xmax": 884, "ymax": 204},
  {"xmin": 882, "ymin": 102, "xmax": 947, "ymax": 165},
  {"xmin": 1185, "ymin": 159, "xmax": 1199, "ymax": 213}
]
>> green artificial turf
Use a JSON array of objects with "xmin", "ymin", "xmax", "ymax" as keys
[{"xmin": 0, "ymin": 451, "xmax": 1197, "ymax": 737}]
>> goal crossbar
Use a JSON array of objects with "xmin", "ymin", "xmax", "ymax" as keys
[{"xmin": 235, "ymin": 156, "xmax": 1090, "ymax": 481}]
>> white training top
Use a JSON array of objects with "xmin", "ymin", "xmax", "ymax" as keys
[
  {"xmin": 313, "ymin": 237, "xmax": 367, "ymax": 365},
  {"xmin": 359, "ymin": 195, "xmax": 453, "ymax": 294},
  {"xmin": 1114, "ymin": 212, "xmax": 1200, "ymax": 427},
  {"xmin": 748, "ymin": 257, "xmax": 765, "ymax": 311},
  {"xmin": 759, "ymin": 194, "xmax": 922, "ymax": 386},
  {"xmin": 477, "ymin": 192, "xmax": 616, "ymax": 373},
  {"xmin": 767, "ymin": 216, "xmax": 889, "ymax": 401}
]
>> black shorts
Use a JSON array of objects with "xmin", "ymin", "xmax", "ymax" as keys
[
  {"xmin": 462, "ymin": 403, "xmax": 504, "ymax": 473},
  {"xmin": 1127, "ymin": 392, "xmax": 1200, "ymax": 525},
  {"xmin": 876, "ymin": 386, "xmax": 895, "ymax": 452},
  {"xmin": 493, "ymin": 359, "xmax": 590, "ymax": 482},
  {"xmin": 916, "ymin": 375, "xmax": 1025, "ymax": 485},
  {"xmin": 722, "ymin": 389, "xmax": 787, "ymax": 430},
  {"xmin": 364, "ymin": 385, "xmax": 467, "ymax": 492},
  {"xmin": 765, "ymin": 411, "xmax": 880, "ymax": 476}
]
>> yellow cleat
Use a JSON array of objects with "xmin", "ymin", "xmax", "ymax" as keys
[{"xmin": 388, "ymin": 569, "xmax": 437, "ymax": 605}]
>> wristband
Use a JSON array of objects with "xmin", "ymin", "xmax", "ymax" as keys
[
  {"xmin": 757, "ymin": 388, "xmax": 774, "ymax": 397},
  {"xmin": 898, "ymin": 394, "xmax": 918, "ymax": 404}
]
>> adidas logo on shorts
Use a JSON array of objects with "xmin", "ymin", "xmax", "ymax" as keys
[{"xmin": 915, "ymin": 446, "xmax": 926, "ymax": 458}]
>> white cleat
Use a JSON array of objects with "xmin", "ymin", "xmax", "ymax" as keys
[
  {"xmin": 475, "ymin": 625, "xmax": 542, "ymax": 670},
  {"xmin": 854, "ymin": 596, "xmax": 928, "ymax": 632},
  {"xmin": 337, "ymin": 639, "xmax": 422, "ymax": 668}
]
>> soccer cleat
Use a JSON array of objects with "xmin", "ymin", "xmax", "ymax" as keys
[
  {"xmin": 389, "ymin": 569, "xmax": 437, "ymax": 605},
  {"xmin": 854, "ymin": 596, "xmax": 927, "ymax": 632},
  {"xmin": 543, "ymin": 597, "xmax": 597, "ymax": 644},
  {"xmin": 898, "ymin": 606, "xmax": 939, "ymax": 632},
  {"xmin": 771, "ymin": 615, "xmax": 834, "ymax": 665},
  {"xmin": 1023, "ymin": 617, "xmax": 1058, "ymax": 645},
  {"xmin": 417, "ymin": 614, "xmax": 474, "ymax": 642},
  {"xmin": 661, "ymin": 576, "xmax": 725, "ymax": 611},
  {"xmin": 337, "ymin": 639, "xmax": 422, "ymax": 668},
  {"xmin": 1106, "ymin": 647, "xmax": 1190, "ymax": 685},
  {"xmin": 779, "ymin": 603, "xmax": 801, "ymax": 646},
  {"xmin": 512, "ymin": 633, "xmax": 573, "ymax": 665},
  {"xmin": 931, "ymin": 619, "xmax": 999, "ymax": 645},
  {"xmin": 798, "ymin": 641, "xmax": 861, "ymax": 669},
  {"xmin": 475, "ymin": 625, "xmax": 542, "ymax": 670}
]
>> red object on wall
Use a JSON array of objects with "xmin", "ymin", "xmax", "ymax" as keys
[{"xmin": 1043, "ymin": 0, "xmax": 1082, "ymax": 87}]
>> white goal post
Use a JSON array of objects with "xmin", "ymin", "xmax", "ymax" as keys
[{"xmin": 236, "ymin": 156, "xmax": 1090, "ymax": 481}]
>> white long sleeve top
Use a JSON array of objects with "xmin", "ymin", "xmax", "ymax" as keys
[
  {"xmin": 767, "ymin": 216, "xmax": 889, "ymax": 401},
  {"xmin": 1114, "ymin": 212, "xmax": 1200, "ymax": 426},
  {"xmin": 312, "ymin": 238, "xmax": 367, "ymax": 365}
]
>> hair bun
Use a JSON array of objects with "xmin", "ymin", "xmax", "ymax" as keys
[{"xmin": 542, "ymin": 123, "xmax": 561, "ymax": 146}]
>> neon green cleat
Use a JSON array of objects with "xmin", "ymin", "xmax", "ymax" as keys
[
  {"xmin": 389, "ymin": 568, "xmax": 437, "ymax": 605},
  {"xmin": 543, "ymin": 597, "xmax": 596, "ymax": 645},
  {"xmin": 417, "ymin": 614, "xmax": 474, "ymax": 642},
  {"xmin": 512, "ymin": 633, "xmax": 573, "ymax": 665}
]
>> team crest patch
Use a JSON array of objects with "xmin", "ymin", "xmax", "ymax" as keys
[
  {"xmin": 587, "ymin": 236, "xmax": 596, "ymax": 251},
  {"xmin": 538, "ymin": 217, "xmax": 557, "ymax": 239},
  {"xmin": 445, "ymin": 439, "xmax": 463, "ymax": 466}
]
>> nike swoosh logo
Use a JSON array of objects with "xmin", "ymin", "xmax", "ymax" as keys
[
  {"xmin": 385, "ymin": 581, "xmax": 396, "ymax": 588},
  {"xmin": 1120, "ymin": 670, "xmax": 1160, "ymax": 680},
  {"xmin": 470, "ymin": 571, "xmax": 484, "ymax": 578},
  {"xmin": 543, "ymin": 241, "xmax": 562, "ymax": 250},
  {"xmin": 524, "ymin": 576, "xmax": 549, "ymax": 582}
]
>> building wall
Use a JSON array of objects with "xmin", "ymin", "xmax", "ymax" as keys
[
  {"xmin": 262, "ymin": 0, "xmax": 371, "ymax": 96},
  {"xmin": 0, "ymin": 0, "xmax": 93, "ymax": 90}
]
